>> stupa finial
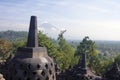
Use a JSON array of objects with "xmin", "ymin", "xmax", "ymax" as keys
[{"xmin": 27, "ymin": 16, "xmax": 38, "ymax": 47}]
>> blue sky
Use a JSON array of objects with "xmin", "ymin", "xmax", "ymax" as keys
[{"xmin": 1, "ymin": 0, "xmax": 120, "ymax": 40}]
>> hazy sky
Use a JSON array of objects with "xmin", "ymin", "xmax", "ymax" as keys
[{"xmin": 1, "ymin": 0, "xmax": 120, "ymax": 40}]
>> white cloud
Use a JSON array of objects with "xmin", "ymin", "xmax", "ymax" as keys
[
  {"xmin": 46, "ymin": 18, "xmax": 120, "ymax": 40},
  {"xmin": 1, "ymin": 0, "xmax": 120, "ymax": 40}
]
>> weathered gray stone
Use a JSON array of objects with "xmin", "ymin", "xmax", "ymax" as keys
[
  {"xmin": 5, "ymin": 16, "xmax": 56, "ymax": 80},
  {"xmin": 81, "ymin": 53, "xmax": 87, "ymax": 74},
  {"xmin": 27, "ymin": 16, "xmax": 38, "ymax": 47},
  {"xmin": 104, "ymin": 62, "xmax": 120, "ymax": 80}
]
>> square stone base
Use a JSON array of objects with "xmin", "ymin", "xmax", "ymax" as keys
[{"xmin": 16, "ymin": 47, "xmax": 48, "ymax": 58}]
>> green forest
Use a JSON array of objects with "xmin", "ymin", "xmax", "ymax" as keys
[{"xmin": 0, "ymin": 30, "xmax": 120, "ymax": 76}]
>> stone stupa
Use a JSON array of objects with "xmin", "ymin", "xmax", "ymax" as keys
[{"xmin": 4, "ymin": 16, "xmax": 56, "ymax": 80}]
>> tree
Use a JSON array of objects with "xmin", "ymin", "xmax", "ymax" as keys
[
  {"xmin": 0, "ymin": 39, "xmax": 13, "ymax": 59},
  {"xmin": 75, "ymin": 36, "xmax": 103, "ymax": 74},
  {"xmin": 38, "ymin": 31, "xmax": 59, "ymax": 57},
  {"xmin": 57, "ymin": 30, "xmax": 66, "ymax": 51},
  {"xmin": 57, "ymin": 30, "xmax": 75, "ymax": 69},
  {"xmin": 12, "ymin": 40, "xmax": 26, "ymax": 55},
  {"xmin": 114, "ymin": 54, "xmax": 120, "ymax": 67},
  {"xmin": 38, "ymin": 31, "xmax": 75, "ymax": 70},
  {"xmin": 38, "ymin": 31, "xmax": 65, "ymax": 68},
  {"xmin": 76, "ymin": 37, "xmax": 97, "ymax": 61},
  {"xmin": 75, "ymin": 36, "xmax": 116, "ymax": 75}
]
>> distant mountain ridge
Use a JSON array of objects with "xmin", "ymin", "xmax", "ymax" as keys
[
  {"xmin": 0, "ymin": 23, "xmax": 61, "ymax": 42},
  {"xmin": 0, "ymin": 30, "xmax": 28, "ymax": 42},
  {"xmin": 0, "ymin": 30, "xmax": 120, "ymax": 58},
  {"xmin": 40, "ymin": 23, "xmax": 60, "ymax": 30},
  {"xmin": 0, "ymin": 22, "xmax": 64, "ymax": 41}
]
